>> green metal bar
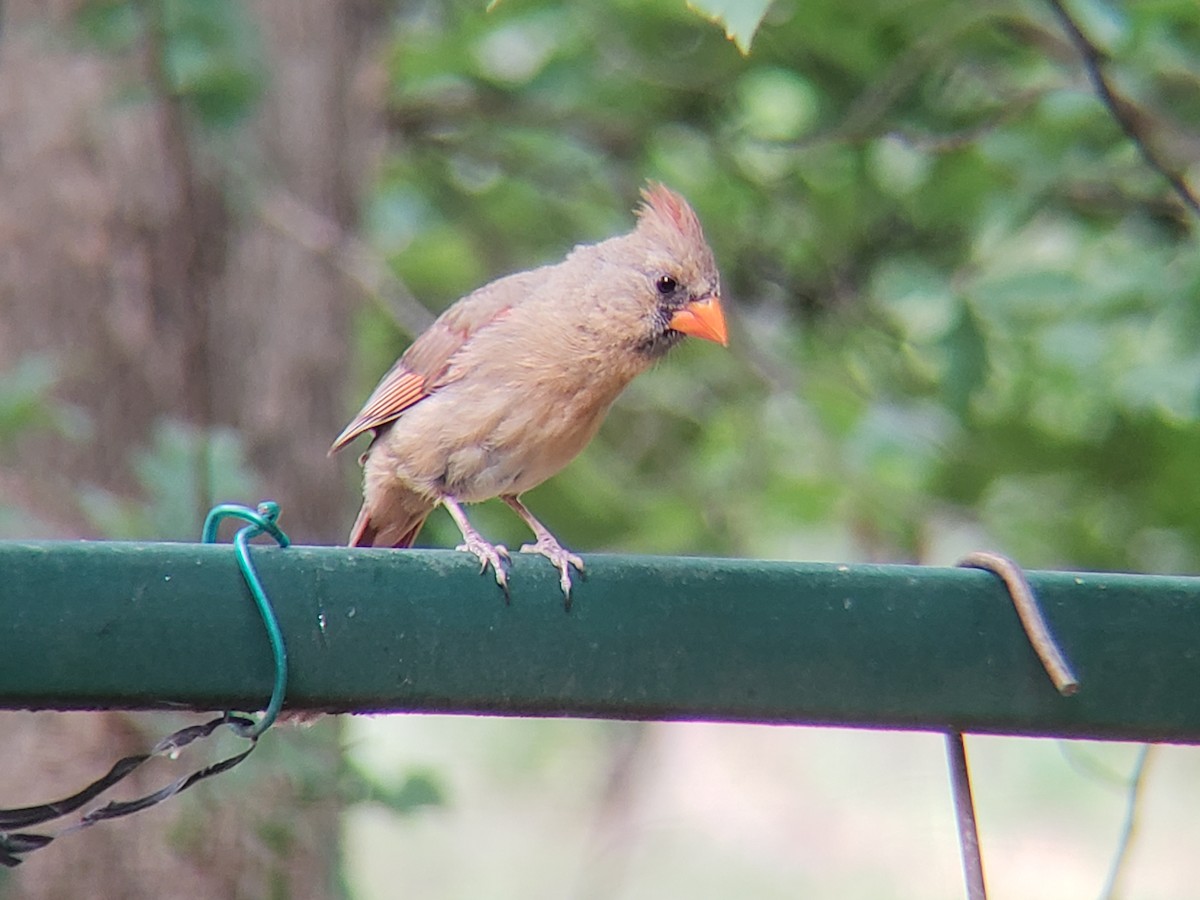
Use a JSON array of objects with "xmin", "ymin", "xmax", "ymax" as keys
[{"xmin": 2, "ymin": 541, "xmax": 1198, "ymax": 742}]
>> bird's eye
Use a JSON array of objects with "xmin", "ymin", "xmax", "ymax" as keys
[{"xmin": 655, "ymin": 275, "xmax": 678, "ymax": 295}]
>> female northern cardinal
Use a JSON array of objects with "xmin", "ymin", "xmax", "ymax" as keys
[{"xmin": 331, "ymin": 183, "xmax": 727, "ymax": 600}]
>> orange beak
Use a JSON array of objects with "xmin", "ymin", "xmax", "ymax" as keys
[{"xmin": 668, "ymin": 295, "xmax": 729, "ymax": 346}]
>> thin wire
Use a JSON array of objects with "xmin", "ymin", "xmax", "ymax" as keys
[
  {"xmin": 1058, "ymin": 742, "xmax": 1134, "ymax": 789},
  {"xmin": 0, "ymin": 714, "xmax": 258, "ymax": 866},
  {"xmin": 946, "ymin": 730, "xmax": 988, "ymax": 900},
  {"xmin": 1098, "ymin": 744, "xmax": 1154, "ymax": 900},
  {"xmin": 957, "ymin": 551, "xmax": 1080, "ymax": 696},
  {"xmin": 201, "ymin": 501, "xmax": 290, "ymax": 737}
]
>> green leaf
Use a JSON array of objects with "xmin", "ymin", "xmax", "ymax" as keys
[
  {"xmin": 0, "ymin": 356, "xmax": 90, "ymax": 454},
  {"xmin": 80, "ymin": 420, "xmax": 258, "ymax": 540},
  {"xmin": 735, "ymin": 68, "xmax": 820, "ymax": 141},
  {"xmin": 342, "ymin": 761, "xmax": 447, "ymax": 815},
  {"xmin": 74, "ymin": 0, "xmax": 141, "ymax": 51},
  {"xmin": 939, "ymin": 302, "xmax": 989, "ymax": 420},
  {"xmin": 686, "ymin": 0, "xmax": 774, "ymax": 53}
]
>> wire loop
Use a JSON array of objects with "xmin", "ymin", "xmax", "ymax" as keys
[
  {"xmin": 0, "ymin": 501, "xmax": 293, "ymax": 865},
  {"xmin": 201, "ymin": 501, "xmax": 291, "ymax": 736},
  {"xmin": 0, "ymin": 501, "xmax": 295, "ymax": 864}
]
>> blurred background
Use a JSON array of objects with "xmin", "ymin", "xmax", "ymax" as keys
[{"xmin": 1, "ymin": 0, "xmax": 1199, "ymax": 896}]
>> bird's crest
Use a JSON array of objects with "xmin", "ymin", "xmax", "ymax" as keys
[{"xmin": 636, "ymin": 182, "xmax": 707, "ymax": 248}]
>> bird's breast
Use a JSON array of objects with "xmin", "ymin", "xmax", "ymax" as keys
[
  {"xmin": 377, "ymin": 361, "xmax": 636, "ymax": 504},
  {"xmin": 449, "ymin": 371, "xmax": 625, "ymax": 500},
  {"xmin": 375, "ymin": 307, "xmax": 654, "ymax": 502}
]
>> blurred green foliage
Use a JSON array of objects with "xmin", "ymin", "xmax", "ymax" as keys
[
  {"xmin": 356, "ymin": 0, "xmax": 1200, "ymax": 574},
  {"xmin": 79, "ymin": 420, "xmax": 259, "ymax": 541},
  {"xmin": 38, "ymin": 0, "xmax": 1200, "ymax": 645},
  {"xmin": 53, "ymin": 0, "xmax": 1200, "ymax": 568},
  {"xmin": 75, "ymin": 0, "xmax": 263, "ymax": 127},
  {"xmin": 0, "ymin": 356, "xmax": 91, "ymax": 537},
  {"xmin": 0, "ymin": 356, "xmax": 90, "ymax": 456}
]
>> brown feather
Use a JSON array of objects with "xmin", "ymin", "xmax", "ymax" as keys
[
  {"xmin": 637, "ymin": 182, "xmax": 708, "ymax": 249},
  {"xmin": 347, "ymin": 503, "xmax": 378, "ymax": 546},
  {"xmin": 329, "ymin": 282, "xmax": 518, "ymax": 454},
  {"xmin": 348, "ymin": 501, "xmax": 428, "ymax": 548},
  {"xmin": 329, "ymin": 364, "xmax": 427, "ymax": 454}
]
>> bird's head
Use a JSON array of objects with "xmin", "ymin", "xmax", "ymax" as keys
[{"xmin": 623, "ymin": 182, "xmax": 728, "ymax": 357}]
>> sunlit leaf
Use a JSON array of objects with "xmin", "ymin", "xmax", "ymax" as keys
[{"xmin": 687, "ymin": 0, "xmax": 774, "ymax": 53}]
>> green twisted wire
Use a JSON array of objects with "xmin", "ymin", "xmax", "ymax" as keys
[{"xmin": 201, "ymin": 501, "xmax": 290, "ymax": 737}]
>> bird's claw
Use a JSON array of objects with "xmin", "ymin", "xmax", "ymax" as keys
[
  {"xmin": 520, "ymin": 537, "xmax": 585, "ymax": 604},
  {"xmin": 456, "ymin": 537, "xmax": 511, "ymax": 598}
]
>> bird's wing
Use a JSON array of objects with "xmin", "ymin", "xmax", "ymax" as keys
[{"xmin": 329, "ymin": 277, "xmax": 523, "ymax": 454}]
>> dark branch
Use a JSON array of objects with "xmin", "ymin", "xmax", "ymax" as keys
[{"xmin": 1043, "ymin": 0, "xmax": 1200, "ymax": 220}]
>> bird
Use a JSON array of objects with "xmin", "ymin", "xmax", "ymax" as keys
[{"xmin": 331, "ymin": 182, "xmax": 728, "ymax": 601}]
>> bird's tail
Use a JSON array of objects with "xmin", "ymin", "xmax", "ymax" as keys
[{"xmin": 348, "ymin": 498, "xmax": 431, "ymax": 548}]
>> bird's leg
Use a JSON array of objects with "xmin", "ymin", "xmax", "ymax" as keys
[
  {"xmin": 441, "ymin": 497, "xmax": 510, "ymax": 597},
  {"xmin": 501, "ymin": 495, "xmax": 584, "ymax": 602}
]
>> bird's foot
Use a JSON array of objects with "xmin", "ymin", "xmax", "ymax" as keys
[
  {"xmin": 457, "ymin": 536, "xmax": 511, "ymax": 599},
  {"xmin": 520, "ymin": 536, "xmax": 584, "ymax": 605}
]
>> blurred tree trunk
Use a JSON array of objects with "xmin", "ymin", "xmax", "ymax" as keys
[
  {"xmin": 0, "ymin": 0, "xmax": 382, "ymax": 896},
  {"xmin": 213, "ymin": 0, "xmax": 382, "ymax": 545}
]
